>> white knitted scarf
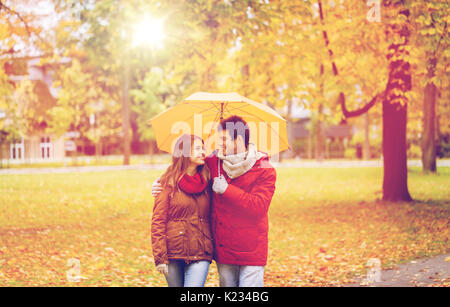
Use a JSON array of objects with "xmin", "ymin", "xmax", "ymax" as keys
[{"xmin": 217, "ymin": 143, "xmax": 264, "ymax": 179}]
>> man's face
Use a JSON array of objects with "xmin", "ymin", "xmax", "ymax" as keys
[
  {"xmin": 220, "ymin": 130, "xmax": 234, "ymax": 156},
  {"xmin": 220, "ymin": 129, "xmax": 245, "ymax": 156}
]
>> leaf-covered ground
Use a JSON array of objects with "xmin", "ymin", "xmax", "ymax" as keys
[{"xmin": 0, "ymin": 166, "xmax": 448, "ymax": 286}]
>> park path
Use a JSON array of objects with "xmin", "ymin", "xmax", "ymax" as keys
[
  {"xmin": 0, "ymin": 164, "xmax": 169, "ymax": 174},
  {"xmin": 1, "ymin": 159, "xmax": 449, "ymax": 175},
  {"xmin": 347, "ymin": 253, "xmax": 450, "ymax": 287}
]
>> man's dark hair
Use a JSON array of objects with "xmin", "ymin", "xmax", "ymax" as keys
[{"xmin": 218, "ymin": 115, "xmax": 250, "ymax": 149}]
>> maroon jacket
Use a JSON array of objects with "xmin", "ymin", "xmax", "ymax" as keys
[{"xmin": 205, "ymin": 150, "xmax": 276, "ymax": 266}]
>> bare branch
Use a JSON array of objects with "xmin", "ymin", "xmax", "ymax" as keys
[
  {"xmin": 317, "ymin": 0, "xmax": 382, "ymax": 119},
  {"xmin": 0, "ymin": 1, "xmax": 54, "ymax": 56},
  {"xmin": 433, "ymin": 21, "xmax": 448, "ymax": 57},
  {"xmin": 339, "ymin": 92, "xmax": 382, "ymax": 118},
  {"xmin": 0, "ymin": 0, "xmax": 32, "ymax": 37}
]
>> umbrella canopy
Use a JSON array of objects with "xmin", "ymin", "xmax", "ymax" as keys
[{"xmin": 148, "ymin": 92, "xmax": 289, "ymax": 156}]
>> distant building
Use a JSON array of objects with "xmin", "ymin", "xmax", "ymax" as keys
[
  {"xmin": 0, "ymin": 56, "xmax": 70, "ymax": 164},
  {"xmin": 2, "ymin": 134, "xmax": 66, "ymax": 162},
  {"xmin": 280, "ymin": 100, "xmax": 354, "ymax": 159}
]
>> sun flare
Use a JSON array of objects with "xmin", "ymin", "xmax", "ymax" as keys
[{"xmin": 131, "ymin": 17, "xmax": 165, "ymax": 49}]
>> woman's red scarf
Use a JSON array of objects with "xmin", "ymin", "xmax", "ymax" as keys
[{"xmin": 177, "ymin": 172, "xmax": 207, "ymax": 195}]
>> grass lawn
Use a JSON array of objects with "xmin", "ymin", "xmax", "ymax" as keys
[{"xmin": 0, "ymin": 166, "xmax": 449, "ymax": 286}]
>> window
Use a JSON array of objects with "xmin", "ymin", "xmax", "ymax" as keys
[
  {"xmin": 40, "ymin": 136, "xmax": 52, "ymax": 159},
  {"xmin": 10, "ymin": 138, "xmax": 24, "ymax": 160}
]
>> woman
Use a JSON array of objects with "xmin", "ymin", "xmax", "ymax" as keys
[{"xmin": 151, "ymin": 134, "xmax": 213, "ymax": 287}]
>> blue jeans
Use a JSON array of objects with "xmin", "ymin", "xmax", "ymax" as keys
[
  {"xmin": 217, "ymin": 263, "xmax": 265, "ymax": 287},
  {"xmin": 165, "ymin": 260, "xmax": 210, "ymax": 287}
]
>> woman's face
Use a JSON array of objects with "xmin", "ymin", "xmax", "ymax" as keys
[{"xmin": 190, "ymin": 138, "xmax": 205, "ymax": 166}]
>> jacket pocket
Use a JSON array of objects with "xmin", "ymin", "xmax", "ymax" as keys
[
  {"xmin": 166, "ymin": 225, "xmax": 185, "ymax": 255},
  {"xmin": 230, "ymin": 226, "xmax": 258, "ymax": 252},
  {"xmin": 199, "ymin": 220, "xmax": 213, "ymax": 255}
]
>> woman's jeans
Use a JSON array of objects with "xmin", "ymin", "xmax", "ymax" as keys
[{"xmin": 165, "ymin": 260, "xmax": 210, "ymax": 287}]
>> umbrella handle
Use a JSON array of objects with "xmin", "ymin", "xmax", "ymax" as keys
[
  {"xmin": 218, "ymin": 102, "xmax": 223, "ymax": 178},
  {"xmin": 218, "ymin": 151, "xmax": 220, "ymax": 177}
]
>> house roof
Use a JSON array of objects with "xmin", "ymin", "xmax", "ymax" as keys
[
  {"xmin": 289, "ymin": 121, "xmax": 353, "ymax": 139},
  {"xmin": 291, "ymin": 122, "xmax": 310, "ymax": 138}
]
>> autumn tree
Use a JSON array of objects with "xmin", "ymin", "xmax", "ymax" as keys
[
  {"xmin": 410, "ymin": 1, "xmax": 449, "ymax": 172},
  {"xmin": 0, "ymin": 0, "xmax": 54, "ymax": 147},
  {"xmin": 315, "ymin": 0, "xmax": 415, "ymax": 201},
  {"xmin": 130, "ymin": 68, "xmax": 173, "ymax": 156}
]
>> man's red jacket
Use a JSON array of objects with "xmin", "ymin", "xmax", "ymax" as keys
[{"xmin": 205, "ymin": 151, "xmax": 276, "ymax": 266}]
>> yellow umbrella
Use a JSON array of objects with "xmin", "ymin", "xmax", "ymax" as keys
[{"xmin": 148, "ymin": 92, "xmax": 289, "ymax": 156}]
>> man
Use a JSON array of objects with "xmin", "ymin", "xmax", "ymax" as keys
[{"xmin": 152, "ymin": 115, "xmax": 277, "ymax": 287}]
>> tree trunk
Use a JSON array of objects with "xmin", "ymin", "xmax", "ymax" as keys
[
  {"xmin": 364, "ymin": 112, "xmax": 371, "ymax": 160},
  {"xmin": 421, "ymin": 56, "xmax": 437, "ymax": 172},
  {"xmin": 316, "ymin": 64, "xmax": 325, "ymax": 161},
  {"xmin": 286, "ymin": 99, "xmax": 294, "ymax": 159},
  {"xmin": 436, "ymin": 114, "xmax": 441, "ymax": 157},
  {"xmin": 122, "ymin": 51, "xmax": 131, "ymax": 165},
  {"xmin": 307, "ymin": 133, "xmax": 312, "ymax": 159},
  {"xmin": 241, "ymin": 64, "xmax": 250, "ymax": 96},
  {"xmin": 382, "ymin": 98, "xmax": 411, "ymax": 201},
  {"xmin": 95, "ymin": 137, "xmax": 102, "ymax": 159},
  {"xmin": 0, "ymin": 142, "xmax": 3, "ymax": 168},
  {"xmin": 316, "ymin": 104, "xmax": 324, "ymax": 161},
  {"xmin": 149, "ymin": 140, "xmax": 154, "ymax": 164},
  {"xmin": 382, "ymin": 1, "xmax": 412, "ymax": 202}
]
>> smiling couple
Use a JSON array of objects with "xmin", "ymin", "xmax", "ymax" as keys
[{"xmin": 151, "ymin": 115, "xmax": 277, "ymax": 287}]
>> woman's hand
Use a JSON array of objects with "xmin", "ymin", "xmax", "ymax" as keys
[{"xmin": 156, "ymin": 263, "xmax": 168, "ymax": 275}]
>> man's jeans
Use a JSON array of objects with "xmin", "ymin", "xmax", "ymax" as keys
[
  {"xmin": 165, "ymin": 260, "xmax": 210, "ymax": 287},
  {"xmin": 217, "ymin": 263, "xmax": 265, "ymax": 287}
]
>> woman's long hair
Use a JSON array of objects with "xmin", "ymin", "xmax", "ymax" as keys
[{"xmin": 159, "ymin": 134, "xmax": 210, "ymax": 197}]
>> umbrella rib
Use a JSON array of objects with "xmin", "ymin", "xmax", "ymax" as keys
[
  {"xmin": 224, "ymin": 102, "xmax": 248, "ymax": 112},
  {"xmin": 221, "ymin": 102, "xmax": 230, "ymax": 119},
  {"xmin": 223, "ymin": 104, "xmax": 238, "ymax": 117},
  {"xmin": 210, "ymin": 102, "xmax": 222, "ymax": 114},
  {"xmin": 204, "ymin": 109, "xmax": 221, "ymax": 142},
  {"xmin": 185, "ymin": 101, "xmax": 223, "ymax": 117},
  {"xmin": 226, "ymin": 102, "xmax": 284, "ymax": 120},
  {"xmin": 223, "ymin": 104, "xmax": 261, "ymax": 121},
  {"xmin": 225, "ymin": 102, "xmax": 271, "ymax": 114},
  {"xmin": 182, "ymin": 102, "xmax": 214, "ymax": 112}
]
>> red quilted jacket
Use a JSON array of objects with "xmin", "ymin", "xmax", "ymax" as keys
[{"xmin": 205, "ymin": 151, "xmax": 276, "ymax": 266}]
